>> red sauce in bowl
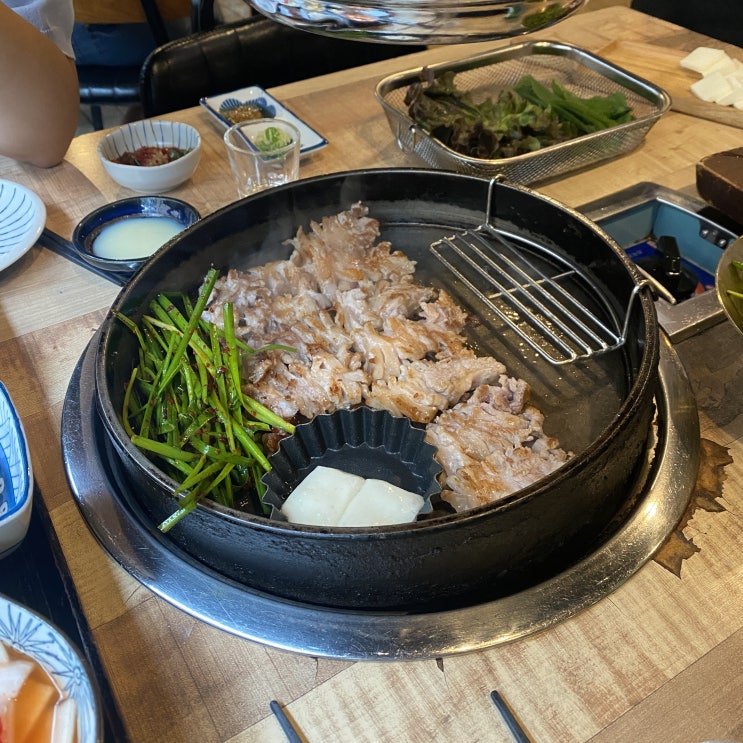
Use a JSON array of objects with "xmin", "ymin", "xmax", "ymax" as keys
[{"xmin": 113, "ymin": 146, "xmax": 190, "ymax": 167}]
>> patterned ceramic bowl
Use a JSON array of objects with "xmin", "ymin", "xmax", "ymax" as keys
[
  {"xmin": 98, "ymin": 120, "xmax": 201, "ymax": 194},
  {"xmin": 0, "ymin": 382, "xmax": 32, "ymax": 558},
  {"xmin": 0, "ymin": 593, "xmax": 102, "ymax": 742},
  {"xmin": 0, "ymin": 179, "xmax": 45, "ymax": 273}
]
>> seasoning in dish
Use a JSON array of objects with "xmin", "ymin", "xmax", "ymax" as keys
[
  {"xmin": 221, "ymin": 103, "xmax": 273, "ymax": 125},
  {"xmin": 93, "ymin": 216, "xmax": 185, "ymax": 260},
  {"xmin": 113, "ymin": 146, "xmax": 191, "ymax": 166}
]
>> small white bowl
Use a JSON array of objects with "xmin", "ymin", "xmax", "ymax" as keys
[
  {"xmin": 0, "ymin": 594, "xmax": 102, "ymax": 742},
  {"xmin": 97, "ymin": 120, "xmax": 201, "ymax": 194},
  {"xmin": 0, "ymin": 382, "xmax": 32, "ymax": 558}
]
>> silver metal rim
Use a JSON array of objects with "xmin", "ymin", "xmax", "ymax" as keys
[{"xmin": 62, "ymin": 333, "xmax": 699, "ymax": 660}]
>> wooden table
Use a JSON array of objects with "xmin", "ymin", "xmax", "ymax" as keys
[{"xmin": 1, "ymin": 7, "xmax": 742, "ymax": 742}]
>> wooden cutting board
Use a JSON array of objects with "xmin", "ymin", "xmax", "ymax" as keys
[{"xmin": 599, "ymin": 39, "xmax": 743, "ymax": 129}]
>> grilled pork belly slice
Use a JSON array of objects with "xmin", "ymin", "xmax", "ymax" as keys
[
  {"xmin": 426, "ymin": 382, "xmax": 570, "ymax": 512},
  {"xmin": 288, "ymin": 202, "xmax": 416, "ymax": 295},
  {"xmin": 250, "ymin": 349, "xmax": 368, "ymax": 420},
  {"xmin": 352, "ymin": 316, "xmax": 468, "ymax": 382},
  {"xmin": 204, "ymin": 202, "xmax": 571, "ymax": 512},
  {"xmin": 335, "ymin": 282, "xmax": 436, "ymax": 330},
  {"xmin": 366, "ymin": 356, "xmax": 507, "ymax": 424}
]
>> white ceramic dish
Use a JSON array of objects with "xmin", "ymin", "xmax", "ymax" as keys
[
  {"xmin": 97, "ymin": 120, "xmax": 202, "ymax": 194},
  {"xmin": 200, "ymin": 86, "xmax": 328, "ymax": 155},
  {"xmin": 0, "ymin": 593, "xmax": 102, "ymax": 742},
  {"xmin": 0, "ymin": 382, "xmax": 32, "ymax": 558},
  {"xmin": 0, "ymin": 180, "xmax": 46, "ymax": 273}
]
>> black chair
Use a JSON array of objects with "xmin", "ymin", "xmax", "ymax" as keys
[
  {"xmin": 139, "ymin": 14, "xmax": 426, "ymax": 117},
  {"xmin": 630, "ymin": 0, "xmax": 743, "ymax": 46},
  {"xmin": 75, "ymin": 0, "xmax": 215, "ymax": 129}
]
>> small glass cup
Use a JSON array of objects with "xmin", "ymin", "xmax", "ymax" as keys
[{"xmin": 223, "ymin": 118, "xmax": 301, "ymax": 198}]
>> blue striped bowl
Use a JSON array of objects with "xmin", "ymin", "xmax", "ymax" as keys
[
  {"xmin": 0, "ymin": 382, "xmax": 32, "ymax": 557},
  {"xmin": 97, "ymin": 120, "xmax": 202, "ymax": 194}
]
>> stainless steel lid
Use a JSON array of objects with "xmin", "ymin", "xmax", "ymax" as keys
[{"xmin": 249, "ymin": 0, "xmax": 586, "ymax": 44}]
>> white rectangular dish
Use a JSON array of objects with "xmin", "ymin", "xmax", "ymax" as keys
[{"xmin": 200, "ymin": 86, "xmax": 328, "ymax": 156}]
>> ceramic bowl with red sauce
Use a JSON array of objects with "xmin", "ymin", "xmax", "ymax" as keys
[{"xmin": 98, "ymin": 120, "xmax": 201, "ymax": 194}]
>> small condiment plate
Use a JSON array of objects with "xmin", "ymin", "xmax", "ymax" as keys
[
  {"xmin": 200, "ymin": 85, "xmax": 328, "ymax": 155},
  {"xmin": 0, "ymin": 179, "xmax": 46, "ymax": 273},
  {"xmin": 72, "ymin": 196, "xmax": 201, "ymax": 278}
]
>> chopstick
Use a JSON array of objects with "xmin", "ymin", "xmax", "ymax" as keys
[
  {"xmin": 490, "ymin": 690, "xmax": 533, "ymax": 743},
  {"xmin": 37, "ymin": 228, "xmax": 129, "ymax": 286},
  {"xmin": 269, "ymin": 700, "xmax": 304, "ymax": 743}
]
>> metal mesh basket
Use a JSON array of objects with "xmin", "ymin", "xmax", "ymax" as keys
[{"xmin": 375, "ymin": 40, "xmax": 671, "ymax": 184}]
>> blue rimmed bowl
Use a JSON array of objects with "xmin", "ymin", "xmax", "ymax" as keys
[
  {"xmin": 72, "ymin": 196, "xmax": 201, "ymax": 276},
  {"xmin": 0, "ymin": 593, "xmax": 102, "ymax": 742},
  {"xmin": 0, "ymin": 382, "xmax": 32, "ymax": 558}
]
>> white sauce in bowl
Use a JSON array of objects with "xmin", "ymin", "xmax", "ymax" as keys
[{"xmin": 93, "ymin": 216, "xmax": 185, "ymax": 260}]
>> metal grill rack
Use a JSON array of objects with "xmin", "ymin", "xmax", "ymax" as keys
[{"xmin": 431, "ymin": 187, "xmax": 649, "ymax": 365}]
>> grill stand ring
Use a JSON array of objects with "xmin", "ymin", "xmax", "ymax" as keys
[{"xmin": 62, "ymin": 332, "xmax": 698, "ymax": 660}]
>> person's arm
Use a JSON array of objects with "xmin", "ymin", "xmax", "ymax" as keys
[{"xmin": 0, "ymin": 3, "xmax": 79, "ymax": 167}]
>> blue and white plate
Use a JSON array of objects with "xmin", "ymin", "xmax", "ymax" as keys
[
  {"xmin": 0, "ymin": 593, "xmax": 102, "ymax": 742},
  {"xmin": 0, "ymin": 180, "xmax": 46, "ymax": 272},
  {"xmin": 200, "ymin": 86, "xmax": 328, "ymax": 156},
  {"xmin": 0, "ymin": 382, "xmax": 32, "ymax": 557}
]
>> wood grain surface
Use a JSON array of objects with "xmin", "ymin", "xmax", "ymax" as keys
[
  {"xmin": 600, "ymin": 39, "xmax": 743, "ymax": 128},
  {"xmin": 1, "ymin": 7, "xmax": 742, "ymax": 743}
]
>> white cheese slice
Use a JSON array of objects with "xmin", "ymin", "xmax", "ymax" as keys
[
  {"xmin": 680, "ymin": 46, "xmax": 728, "ymax": 75},
  {"xmin": 691, "ymin": 71, "xmax": 733, "ymax": 102},
  {"xmin": 704, "ymin": 52, "xmax": 737, "ymax": 77},
  {"xmin": 716, "ymin": 77, "xmax": 743, "ymax": 106},
  {"xmin": 681, "ymin": 46, "xmax": 743, "ymax": 111},
  {"xmin": 281, "ymin": 465, "xmax": 363, "ymax": 526},
  {"xmin": 337, "ymin": 478, "xmax": 424, "ymax": 527}
]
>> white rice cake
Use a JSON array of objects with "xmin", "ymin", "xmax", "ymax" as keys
[
  {"xmin": 282, "ymin": 466, "xmax": 363, "ymax": 526},
  {"xmin": 337, "ymin": 479, "xmax": 424, "ymax": 527}
]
